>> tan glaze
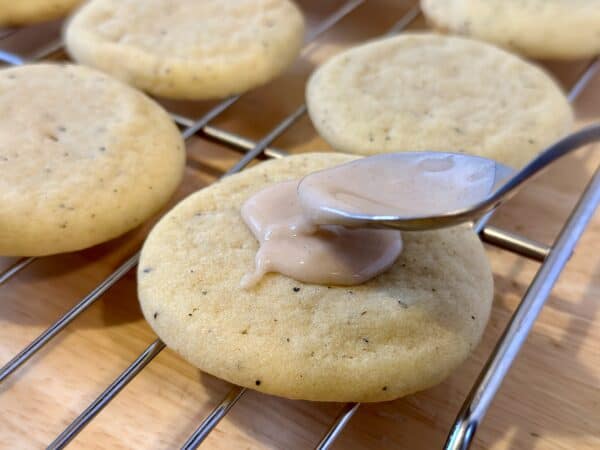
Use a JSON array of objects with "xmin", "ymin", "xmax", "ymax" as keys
[
  {"xmin": 241, "ymin": 180, "xmax": 402, "ymax": 287},
  {"xmin": 298, "ymin": 153, "xmax": 496, "ymax": 227},
  {"xmin": 242, "ymin": 153, "xmax": 494, "ymax": 287}
]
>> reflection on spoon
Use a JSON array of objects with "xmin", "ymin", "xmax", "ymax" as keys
[
  {"xmin": 298, "ymin": 152, "xmax": 501, "ymax": 228},
  {"xmin": 298, "ymin": 125, "xmax": 600, "ymax": 231}
]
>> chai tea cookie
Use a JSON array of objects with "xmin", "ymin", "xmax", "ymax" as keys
[
  {"xmin": 64, "ymin": 0, "xmax": 305, "ymax": 100},
  {"xmin": 0, "ymin": 64, "xmax": 185, "ymax": 256},
  {"xmin": 421, "ymin": 0, "xmax": 600, "ymax": 60},
  {"xmin": 138, "ymin": 153, "xmax": 494, "ymax": 402},
  {"xmin": 0, "ymin": 0, "xmax": 82, "ymax": 26},
  {"xmin": 306, "ymin": 33, "xmax": 573, "ymax": 168}
]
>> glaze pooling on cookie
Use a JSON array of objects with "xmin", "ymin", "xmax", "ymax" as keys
[
  {"xmin": 65, "ymin": 0, "xmax": 305, "ymax": 99},
  {"xmin": 241, "ymin": 152, "xmax": 496, "ymax": 287},
  {"xmin": 306, "ymin": 33, "xmax": 573, "ymax": 168},
  {"xmin": 138, "ymin": 153, "xmax": 494, "ymax": 402},
  {"xmin": 241, "ymin": 180, "xmax": 402, "ymax": 287}
]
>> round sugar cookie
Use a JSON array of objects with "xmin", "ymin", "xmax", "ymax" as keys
[
  {"xmin": 138, "ymin": 153, "xmax": 494, "ymax": 402},
  {"xmin": 306, "ymin": 33, "xmax": 573, "ymax": 168},
  {"xmin": 421, "ymin": 0, "xmax": 600, "ymax": 60},
  {"xmin": 64, "ymin": 0, "xmax": 305, "ymax": 100},
  {"xmin": 0, "ymin": 0, "xmax": 82, "ymax": 26},
  {"xmin": 0, "ymin": 64, "xmax": 185, "ymax": 256}
]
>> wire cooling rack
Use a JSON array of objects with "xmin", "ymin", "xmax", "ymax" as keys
[{"xmin": 0, "ymin": 2, "xmax": 599, "ymax": 449}]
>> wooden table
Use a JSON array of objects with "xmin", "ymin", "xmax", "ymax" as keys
[{"xmin": 1, "ymin": 1, "xmax": 599, "ymax": 449}]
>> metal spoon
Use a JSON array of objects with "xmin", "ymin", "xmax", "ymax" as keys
[{"xmin": 302, "ymin": 124, "xmax": 600, "ymax": 231}]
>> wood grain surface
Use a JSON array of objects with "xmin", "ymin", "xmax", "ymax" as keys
[{"xmin": 1, "ymin": 1, "xmax": 599, "ymax": 449}]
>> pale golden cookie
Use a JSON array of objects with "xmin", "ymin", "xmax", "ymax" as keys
[
  {"xmin": 0, "ymin": 0, "xmax": 82, "ymax": 26},
  {"xmin": 421, "ymin": 0, "xmax": 600, "ymax": 60},
  {"xmin": 138, "ymin": 153, "xmax": 494, "ymax": 402},
  {"xmin": 306, "ymin": 33, "xmax": 573, "ymax": 168},
  {"xmin": 64, "ymin": 0, "xmax": 305, "ymax": 100},
  {"xmin": 0, "ymin": 64, "xmax": 185, "ymax": 256}
]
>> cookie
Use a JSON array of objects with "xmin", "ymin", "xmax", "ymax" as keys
[
  {"xmin": 0, "ymin": 0, "xmax": 82, "ymax": 26},
  {"xmin": 0, "ymin": 64, "xmax": 185, "ymax": 256},
  {"xmin": 306, "ymin": 33, "xmax": 573, "ymax": 168},
  {"xmin": 137, "ymin": 153, "xmax": 494, "ymax": 402},
  {"xmin": 421, "ymin": 0, "xmax": 600, "ymax": 60},
  {"xmin": 64, "ymin": 0, "xmax": 305, "ymax": 100}
]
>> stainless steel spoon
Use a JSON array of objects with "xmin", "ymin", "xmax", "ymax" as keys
[{"xmin": 303, "ymin": 124, "xmax": 600, "ymax": 231}]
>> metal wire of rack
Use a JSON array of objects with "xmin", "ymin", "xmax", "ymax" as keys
[{"xmin": 0, "ymin": 2, "xmax": 598, "ymax": 449}]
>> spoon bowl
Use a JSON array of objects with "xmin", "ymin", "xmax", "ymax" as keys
[{"xmin": 298, "ymin": 124, "xmax": 600, "ymax": 231}]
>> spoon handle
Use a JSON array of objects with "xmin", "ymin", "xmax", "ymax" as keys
[{"xmin": 487, "ymin": 124, "xmax": 600, "ymax": 209}]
